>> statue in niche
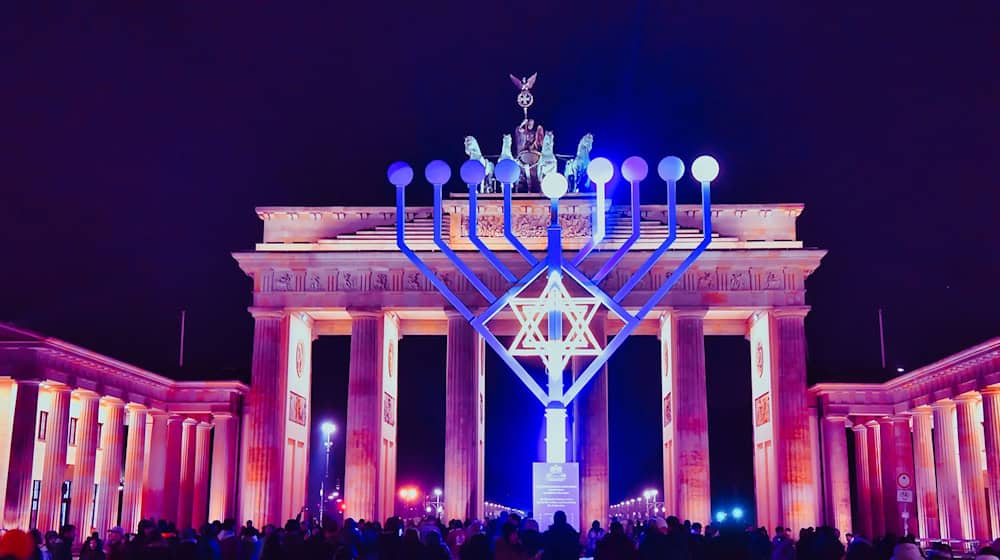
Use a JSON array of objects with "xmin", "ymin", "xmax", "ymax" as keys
[{"xmin": 565, "ymin": 133, "xmax": 594, "ymax": 192}]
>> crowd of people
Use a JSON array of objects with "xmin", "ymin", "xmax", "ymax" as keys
[{"xmin": 1, "ymin": 512, "xmax": 999, "ymax": 560}]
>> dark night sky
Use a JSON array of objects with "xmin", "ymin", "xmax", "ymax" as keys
[{"xmin": 2, "ymin": 3, "xmax": 998, "ymax": 515}]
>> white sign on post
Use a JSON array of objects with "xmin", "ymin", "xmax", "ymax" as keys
[{"xmin": 896, "ymin": 489, "xmax": 914, "ymax": 503}]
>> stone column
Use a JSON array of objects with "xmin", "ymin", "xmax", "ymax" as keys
[
  {"xmin": 94, "ymin": 398, "xmax": 125, "ymax": 535},
  {"xmin": 820, "ymin": 416, "xmax": 852, "ymax": 534},
  {"xmin": 865, "ymin": 421, "xmax": 885, "ymax": 538},
  {"xmin": 955, "ymin": 394, "xmax": 989, "ymax": 542},
  {"xmin": 160, "ymin": 414, "xmax": 185, "ymax": 523},
  {"xmin": 0, "ymin": 380, "xmax": 14, "ymax": 516},
  {"xmin": 68, "ymin": 391, "xmax": 101, "ymax": 539},
  {"xmin": 3, "ymin": 380, "xmax": 41, "ymax": 529},
  {"xmin": 770, "ymin": 309, "xmax": 818, "ymax": 530},
  {"xmin": 141, "ymin": 410, "xmax": 168, "ymax": 520},
  {"xmin": 345, "ymin": 310, "xmax": 384, "ymax": 522},
  {"xmin": 931, "ymin": 400, "xmax": 964, "ymax": 540},
  {"xmin": 910, "ymin": 407, "xmax": 940, "ymax": 539},
  {"xmin": 444, "ymin": 314, "xmax": 486, "ymax": 522},
  {"xmin": 661, "ymin": 309, "xmax": 710, "ymax": 524},
  {"xmin": 177, "ymin": 418, "xmax": 198, "ymax": 529},
  {"xmin": 120, "ymin": 404, "xmax": 147, "ymax": 532},
  {"xmin": 240, "ymin": 310, "xmax": 289, "ymax": 526},
  {"xmin": 980, "ymin": 387, "xmax": 1000, "ymax": 539},
  {"xmin": 572, "ymin": 312, "xmax": 609, "ymax": 528},
  {"xmin": 851, "ymin": 424, "xmax": 873, "ymax": 539},
  {"xmin": 37, "ymin": 383, "xmax": 72, "ymax": 532},
  {"xmin": 209, "ymin": 413, "xmax": 239, "ymax": 522},
  {"xmin": 191, "ymin": 421, "xmax": 212, "ymax": 527},
  {"xmin": 891, "ymin": 416, "xmax": 915, "ymax": 535}
]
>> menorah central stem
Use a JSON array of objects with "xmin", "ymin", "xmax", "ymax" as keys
[{"xmin": 545, "ymin": 405, "xmax": 568, "ymax": 463}]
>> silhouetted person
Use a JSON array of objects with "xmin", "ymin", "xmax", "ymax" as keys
[
  {"xmin": 595, "ymin": 521, "xmax": 636, "ymax": 560},
  {"xmin": 541, "ymin": 511, "xmax": 579, "ymax": 560}
]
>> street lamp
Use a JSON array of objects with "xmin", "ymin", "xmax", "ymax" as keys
[{"xmin": 319, "ymin": 421, "xmax": 337, "ymax": 525}]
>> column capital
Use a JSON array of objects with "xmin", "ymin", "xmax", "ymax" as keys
[
  {"xmin": 876, "ymin": 416, "xmax": 894, "ymax": 426},
  {"xmin": 770, "ymin": 306, "xmax": 811, "ymax": 319},
  {"xmin": 249, "ymin": 307, "xmax": 285, "ymax": 319},
  {"xmin": 100, "ymin": 396, "xmax": 125, "ymax": 408},
  {"xmin": 981, "ymin": 385, "xmax": 1000, "ymax": 397},
  {"xmin": 346, "ymin": 307, "xmax": 383, "ymax": 319},
  {"xmin": 182, "ymin": 417, "xmax": 198, "ymax": 426},
  {"xmin": 14, "ymin": 378, "xmax": 43, "ymax": 387},
  {"xmin": 43, "ymin": 381, "xmax": 72, "ymax": 393},
  {"xmin": 851, "ymin": 423, "xmax": 868, "ymax": 433},
  {"xmin": 125, "ymin": 402, "xmax": 148, "ymax": 413},
  {"xmin": 196, "ymin": 421, "xmax": 213, "ymax": 430},
  {"xmin": 954, "ymin": 392, "xmax": 981, "ymax": 404},
  {"xmin": 911, "ymin": 405, "xmax": 933, "ymax": 417},
  {"xmin": 73, "ymin": 389, "xmax": 101, "ymax": 401},
  {"xmin": 931, "ymin": 398, "xmax": 956, "ymax": 410},
  {"xmin": 664, "ymin": 307, "xmax": 709, "ymax": 320},
  {"xmin": 864, "ymin": 419, "xmax": 880, "ymax": 428},
  {"xmin": 823, "ymin": 415, "xmax": 849, "ymax": 425}
]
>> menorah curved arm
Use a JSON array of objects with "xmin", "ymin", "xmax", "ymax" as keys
[
  {"xmin": 395, "ymin": 186, "xmax": 474, "ymax": 321},
  {"xmin": 502, "ymin": 182, "xmax": 539, "ymax": 265},
  {"xmin": 613, "ymin": 178, "xmax": 678, "ymax": 302},
  {"xmin": 592, "ymin": 178, "xmax": 642, "ymax": 283},
  {"xmin": 570, "ymin": 180, "xmax": 607, "ymax": 266},
  {"xmin": 432, "ymin": 184, "xmax": 496, "ymax": 303},
  {"xmin": 467, "ymin": 186, "xmax": 516, "ymax": 282}
]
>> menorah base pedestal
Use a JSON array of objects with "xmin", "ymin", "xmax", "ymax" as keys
[{"xmin": 532, "ymin": 462, "xmax": 580, "ymax": 531}]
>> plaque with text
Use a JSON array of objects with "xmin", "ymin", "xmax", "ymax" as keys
[{"xmin": 532, "ymin": 462, "xmax": 580, "ymax": 531}]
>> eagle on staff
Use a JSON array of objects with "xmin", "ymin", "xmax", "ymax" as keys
[{"xmin": 510, "ymin": 73, "xmax": 537, "ymax": 119}]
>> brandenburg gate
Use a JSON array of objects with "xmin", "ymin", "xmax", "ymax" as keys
[{"xmin": 233, "ymin": 192, "xmax": 825, "ymax": 529}]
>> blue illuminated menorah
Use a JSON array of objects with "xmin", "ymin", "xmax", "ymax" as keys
[{"xmin": 388, "ymin": 154, "xmax": 719, "ymax": 463}]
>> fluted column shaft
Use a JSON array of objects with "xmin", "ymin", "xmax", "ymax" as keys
[
  {"xmin": 121, "ymin": 404, "xmax": 147, "ymax": 532},
  {"xmin": 851, "ymin": 425, "xmax": 873, "ymax": 539},
  {"xmin": 94, "ymin": 399, "xmax": 125, "ymax": 535},
  {"xmin": 771, "ymin": 310, "xmax": 818, "ymax": 530},
  {"xmin": 209, "ymin": 413, "xmax": 239, "ymax": 522},
  {"xmin": 161, "ymin": 414, "xmax": 185, "ymax": 523},
  {"xmin": 910, "ymin": 408, "xmax": 939, "ymax": 539},
  {"xmin": 37, "ymin": 384, "xmax": 72, "ymax": 532},
  {"xmin": 866, "ymin": 422, "xmax": 885, "ymax": 538},
  {"xmin": 891, "ymin": 417, "xmax": 915, "ymax": 535},
  {"xmin": 663, "ymin": 309, "xmax": 710, "ymax": 524},
  {"xmin": 191, "ymin": 422, "xmax": 212, "ymax": 526},
  {"xmin": 4, "ymin": 380, "xmax": 41, "ymax": 529},
  {"xmin": 955, "ymin": 395, "xmax": 989, "ymax": 541},
  {"xmin": 572, "ymin": 313, "xmax": 609, "ymax": 528},
  {"xmin": 444, "ymin": 315, "xmax": 485, "ymax": 522},
  {"xmin": 821, "ymin": 416, "xmax": 852, "ymax": 533},
  {"xmin": 141, "ymin": 411, "xmax": 168, "ymax": 520},
  {"xmin": 0, "ymin": 380, "xmax": 14, "ymax": 516},
  {"xmin": 982, "ymin": 388, "xmax": 1000, "ymax": 539},
  {"xmin": 345, "ymin": 312, "xmax": 384, "ymax": 522},
  {"xmin": 68, "ymin": 393, "xmax": 101, "ymax": 539},
  {"xmin": 176, "ymin": 418, "xmax": 198, "ymax": 529},
  {"xmin": 240, "ymin": 312, "xmax": 288, "ymax": 526},
  {"xmin": 931, "ymin": 401, "xmax": 964, "ymax": 540}
]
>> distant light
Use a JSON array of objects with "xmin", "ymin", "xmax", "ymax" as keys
[
  {"xmin": 691, "ymin": 155, "xmax": 719, "ymax": 183},
  {"xmin": 495, "ymin": 159, "xmax": 521, "ymax": 184},
  {"xmin": 321, "ymin": 421, "xmax": 337, "ymax": 436},
  {"xmin": 433, "ymin": 488, "xmax": 442, "ymax": 497},
  {"xmin": 587, "ymin": 157, "xmax": 614, "ymax": 184},
  {"xmin": 896, "ymin": 367, "xmax": 905, "ymax": 373},
  {"xmin": 715, "ymin": 511, "xmax": 728, "ymax": 523},
  {"xmin": 425, "ymin": 506, "xmax": 432, "ymax": 513},
  {"xmin": 460, "ymin": 160, "xmax": 486, "ymax": 185},
  {"xmin": 621, "ymin": 156, "xmax": 648, "ymax": 182},
  {"xmin": 387, "ymin": 162, "xmax": 414, "ymax": 187},
  {"xmin": 731, "ymin": 507, "xmax": 744, "ymax": 520},
  {"xmin": 541, "ymin": 173, "xmax": 568, "ymax": 199},
  {"xmin": 424, "ymin": 160, "xmax": 452, "ymax": 185},
  {"xmin": 657, "ymin": 156, "xmax": 685, "ymax": 182}
]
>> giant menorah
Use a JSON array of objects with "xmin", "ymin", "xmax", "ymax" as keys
[{"xmin": 388, "ymin": 153, "xmax": 720, "ymax": 466}]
